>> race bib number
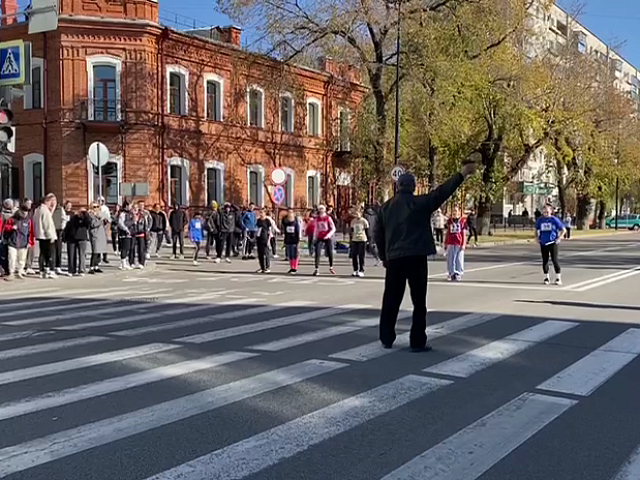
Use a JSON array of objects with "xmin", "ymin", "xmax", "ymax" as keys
[
  {"xmin": 354, "ymin": 224, "xmax": 364, "ymax": 235},
  {"xmin": 449, "ymin": 223, "xmax": 462, "ymax": 234},
  {"xmin": 540, "ymin": 222, "xmax": 553, "ymax": 232},
  {"xmin": 194, "ymin": 221, "xmax": 201, "ymax": 229},
  {"xmin": 317, "ymin": 221, "xmax": 329, "ymax": 231},
  {"xmin": 286, "ymin": 226, "xmax": 295, "ymax": 233}
]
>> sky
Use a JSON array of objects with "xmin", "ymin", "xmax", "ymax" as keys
[{"xmin": 157, "ymin": 0, "xmax": 640, "ymax": 67}]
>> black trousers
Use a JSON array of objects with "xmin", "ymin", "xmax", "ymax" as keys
[
  {"xmin": 55, "ymin": 229, "xmax": 64, "ymax": 269},
  {"xmin": 90, "ymin": 253, "xmax": 101, "ymax": 268},
  {"xmin": 67, "ymin": 240, "xmax": 86, "ymax": 274},
  {"xmin": 257, "ymin": 240, "xmax": 270, "ymax": 271},
  {"xmin": 351, "ymin": 241, "xmax": 366, "ymax": 272},
  {"xmin": 206, "ymin": 233, "xmax": 223, "ymax": 258},
  {"xmin": 120, "ymin": 237, "xmax": 131, "ymax": 261},
  {"xmin": 130, "ymin": 236, "xmax": 146, "ymax": 266},
  {"xmin": 467, "ymin": 227, "xmax": 478, "ymax": 243},
  {"xmin": 172, "ymin": 231, "xmax": 184, "ymax": 256},
  {"xmin": 221, "ymin": 232, "xmax": 233, "ymax": 258},
  {"xmin": 379, "ymin": 255, "xmax": 429, "ymax": 349},
  {"xmin": 193, "ymin": 242, "xmax": 201, "ymax": 261},
  {"xmin": 270, "ymin": 236, "xmax": 277, "ymax": 256},
  {"xmin": 435, "ymin": 228, "xmax": 444, "ymax": 244},
  {"xmin": 38, "ymin": 239, "xmax": 54, "ymax": 273},
  {"xmin": 314, "ymin": 239, "xmax": 334, "ymax": 268},
  {"xmin": 565, "ymin": 227, "xmax": 571, "ymax": 239},
  {"xmin": 541, "ymin": 243, "xmax": 561, "ymax": 274}
]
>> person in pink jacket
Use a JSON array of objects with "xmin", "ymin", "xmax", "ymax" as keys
[{"xmin": 312, "ymin": 205, "xmax": 336, "ymax": 276}]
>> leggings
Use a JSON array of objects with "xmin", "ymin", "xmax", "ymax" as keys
[
  {"xmin": 193, "ymin": 242, "xmax": 201, "ymax": 261},
  {"xmin": 541, "ymin": 243, "xmax": 561, "ymax": 274},
  {"xmin": 314, "ymin": 239, "xmax": 334, "ymax": 268},
  {"xmin": 351, "ymin": 241, "xmax": 366, "ymax": 272}
]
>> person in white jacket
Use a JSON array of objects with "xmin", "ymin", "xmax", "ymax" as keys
[{"xmin": 33, "ymin": 193, "xmax": 58, "ymax": 279}]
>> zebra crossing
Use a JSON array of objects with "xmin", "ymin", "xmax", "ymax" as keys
[{"xmin": 0, "ymin": 284, "xmax": 639, "ymax": 479}]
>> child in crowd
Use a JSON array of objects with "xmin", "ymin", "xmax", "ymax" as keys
[
  {"xmin": 282, "ymin": 209, "xmax": 301, "ymax": 274},
  {"xmin": 444, "ymin": 206, "xmax": 467, "ymax": 282},
  {"xmin": 189, "ymin": 212, "xmax": 204, "ymax": 266},
  {"xmin": 349, "ymin": 208, "xmax": 369, "ymax": 277},
  {"xmin": 2, "ymin": 205, "xmax": 33, "ymax": 280}
]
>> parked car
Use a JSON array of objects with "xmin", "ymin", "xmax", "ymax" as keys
[{"xmin": 606, "ymin": 214, "xmax": 640, "ymax": 230}]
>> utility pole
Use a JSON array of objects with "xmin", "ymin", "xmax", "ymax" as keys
[{"xmin": 392, "ymin": 0, "xmax": 401, "ymax": 195}]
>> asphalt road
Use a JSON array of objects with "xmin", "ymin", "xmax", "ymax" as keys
[{"xmin": 1, "ymin": 232, "xmax": 640, "ymax": 480}]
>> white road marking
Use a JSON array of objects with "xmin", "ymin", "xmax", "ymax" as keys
[
  {"xmin": 0, "ymin": 336, "xmax": 107, "ymax": 360},
  {"xmin": 571, "ymin": 266, "xmax": 640, "ymax": 292},
  {"xmin": 0, "ymin": 330, "xmax": 40, "ymax": 343},
  {"xmin": 0, "ymin": 286, "xmax": 161, "ymax": 309},
  {"xmin": 0, "ymin": 343, "xmax": 179, "ymax": 386},
  {"xmin": 0, "ymin": 359, "xmax": 346, "ymax": 478},
  {"xmin": 144, "ymin": 375, "xmax": 451, "ymax": 480},
  {"xmin": 564, "ymin": 266, "xmax": 640, "ymax": 291},
  {"xmin": 612, "ymin": 443, "xmax": 640, "ymax": 479},
  {"xmin": 380, "ymin": 393, "xmax": 576, "ymax": 480},
  {"xmin": 249, "ymin": 317, "xmax": 378, "ymax": 351},
  {"xmin": 0, "ymin": 351, "xmax": 258, "ymax": 421},
  {"xmin": 177, "ymin": 304, "xmax": 371, "ymax": 344},
  {"xmin": 423, "ymin": 320, "xmax": 578, "ymax": 378},
  {"xmin": 429, "ymin": 261, "xmax": 529, "ymax": 278},
  {"xmin": 2, "ymin": 292, "xmax": 180, "ymax": 327},
  {"xmin": 112, "ymin": 300, "xmax": 313, "ymax": 337},
  {"xmin": 55, "ymin": 292, "xmax": 235, "ymax": 330},
  {"xmin": 330, "ymin": 313, "xmax": 499, "ymax": 362},
  {"xmin": 537, "ymin": 328, "xmax": 640, "ymax": 397}
]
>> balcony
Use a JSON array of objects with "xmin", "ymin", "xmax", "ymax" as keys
[{"xmin": 77, "ymin": 98, "xmax": 125, "ymax": 132}]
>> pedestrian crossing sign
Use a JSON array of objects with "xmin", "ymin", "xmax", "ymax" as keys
[{"xmin": 0, "ymin": 40, "xmax": 25, "ymax": 86}]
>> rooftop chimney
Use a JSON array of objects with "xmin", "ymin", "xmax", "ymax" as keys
[
  {"xmin": 1, "ymin": 0, "xmax": 18, "ymax": 25},
  {"xmin": 217, "ymin": 26, "xmax": 242, "ymax": 47}
]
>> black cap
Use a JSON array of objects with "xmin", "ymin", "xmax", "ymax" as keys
[{"xmin": 397, "ymin": 173, "xmax": 416, "ymax": 193}]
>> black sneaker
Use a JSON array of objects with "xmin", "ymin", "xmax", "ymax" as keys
[
  {"xmin": 287, "ymin": 268, "xmax": 294, "ymax": 274},
  {"xmin": 382, "ymin": 343, "xmax": 393, "ymax": 349},
  {"xmin": 312, "ymin": 269, "xmax": 319, "ymax": 276}
]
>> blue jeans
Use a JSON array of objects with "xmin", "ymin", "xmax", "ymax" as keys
[{"xmin": 446, "ymin": 245, "xmax": 464, "ymax": 277}]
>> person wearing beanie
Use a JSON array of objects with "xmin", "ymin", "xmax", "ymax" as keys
[
  {"xmin": 375, "ymin": 161, "xmax": 477, "ymax": 352},
  {"xmin": 205, "ymin": 201, "xmax": 221, "ymax": 262}
]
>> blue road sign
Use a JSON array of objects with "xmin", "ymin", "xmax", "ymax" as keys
[
  {"xmin": 271, "ymin": 185, "xmax": 286, "ymax": 205},
  {"xmin": 0, "ymin": 40, "xmax": 24, "ymax": 86}
]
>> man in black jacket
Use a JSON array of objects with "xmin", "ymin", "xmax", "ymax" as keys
[{"xmin": 375, "ymin": 162, "xmax": 477, "ymax": 352}]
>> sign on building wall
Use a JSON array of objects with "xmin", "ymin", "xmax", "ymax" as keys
[{"xmin": 0, "ymin": 41, "xmax": 25, "ymax": 86}]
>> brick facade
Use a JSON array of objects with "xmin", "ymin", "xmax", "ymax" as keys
[{"xmin": 0, "ymin": 0, "xmax": 365, "ymax": 214}]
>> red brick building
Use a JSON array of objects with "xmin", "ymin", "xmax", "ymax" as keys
[{"xmin": 0, "ymin": 0, "xmax": 365, "ymax": 213}]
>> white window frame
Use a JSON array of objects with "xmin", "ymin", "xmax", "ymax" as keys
[
  {"xmin": 24, "ymin": 153, "xmax": 44, "ymax": 201},
  {"xmin": 167, "ymin": 157, "xmax": 190, "ymax": 206},
  {"xmin": 203, "ymin": 73, "xmax": 224, "ymax": 122},
  {"xmin": 306, "ymin": 170, "xmax": 321, "ymax": 207},
  {"xmin": 247, "ymin": 164, "xmax": 265, "ymax": 207},
  {"xmin": 306, "ymin": 98, "xmax": 322, "ymax": 137},
  {"xmin": 204, "ymin": 160, "xmax": 225, "ymax": 205},
  {"xmin": 247, "ymin": 85, "xmax": 265, "ymax": 128},
  {"xmin": 24, "ymin": 57, "xmax": 44, "ymax": 110},
  {"xmin": 86, "ymin": 55, "xmax": 122, "ymax": 121},
  {"xmin": 166, "ymin": 65, "xmax": 189, "ymax": 116},
  {"xmin": 86, "ymin": 153, "xmax": 123, "ymax": 205},
  {"xmin": 282, "ymin": 166, "xmax": 295, "ymax": 208},
  {"xmin": 338, "ymin": 107, "xmax": 351, "ymax": 151},
  {"xmin": 279, "ymin": 92, "xmax": 295, "ymax": 133}
]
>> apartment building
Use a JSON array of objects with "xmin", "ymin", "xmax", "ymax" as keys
[
  {"xmin": 0, "ymin": 0, "xmax": 366, "ymax": 211},
  {"xmin": 499, "ymin": 1, "xmax": 639, "ymax": 218}
]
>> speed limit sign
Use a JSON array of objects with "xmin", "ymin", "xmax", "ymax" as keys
[{"xmin": 390, "ymin": 165, "xmax": 405, "ymax": 182}]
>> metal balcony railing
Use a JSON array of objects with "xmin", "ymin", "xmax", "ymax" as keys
[{"xmin": 77, "ymin": 98, "xmax": 124, "ymax": 123}]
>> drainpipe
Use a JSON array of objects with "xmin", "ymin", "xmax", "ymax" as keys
[
  {"xmin": 42, "ymin": 31, "xmax": 49, "ymax": 197},
  {"xmin": 158, "ymin": 28, "xmax": 168, "ymax": 206}
]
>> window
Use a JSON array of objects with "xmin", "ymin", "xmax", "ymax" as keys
[
  {"xmin": 338, "ymin": 108, "xmax": 350, "ymax": 150},
  {"xmin": 280, "ymin": 93, "xmax": 294, "ymax": 132},
  {"xmin": 205, "ymin": 161, "xmax": 224, "ymax": 205},
  {"xmin": 92, "ymin": 162, "xmax": 119, "ymax": 204},
  {"xmin": 93, "ymin": 65, "xmax": 117, "ymax": 121},
  {"xmin": 86, "ymin": 56, "xmax": 122, "ymax": 121},
  {"xmin": 204, "ymin": 74, "xmax": 223, "ymax": 121},
  {"xmin": 283, "ymin": 169, "xmax": 294, "ymax": 208},
  {"xmin": 25, "ymin": 58, "xmax": 44, "ymax": 110},
  {"xmin": 556, "ymin": 21, "xmax": 568, "ymax": 37},
  {"xmin": 23, "ymin": 154, "xmax": 45, "ymax": 203},
  {"xmin": 247, "ymin": 165, "xmax": 264, "ymax": 206},
  {"xmin": 167, "ymin": 157, "xmax": 190, "ymax": 206},
  {"xmin": 576, "ymin": 32, "xmax": 586, "ymax": 54},
  {"xmin": 307, "ymin": 98, "xmax": 321, "ymax": 136},
  {"xmin": 307, "ymin": 170, "xmax": 321, "ymax": 207},
  {"xmin": 248, "ymin": 86, "xmax": 264, "ymax": 128},
  {"xmin": 167, "ymin": 66, "xmax": 189, "ymax": 116}
]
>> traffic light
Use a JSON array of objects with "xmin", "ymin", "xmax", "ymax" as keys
[{"xmin": 0, "ymin": 107, "xmax": 14, "ymax": 152}]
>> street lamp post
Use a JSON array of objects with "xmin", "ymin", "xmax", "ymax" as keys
[
  {"xmin": 615, "ymin": 175, "xmax": 619, "ymax": 231},
  {"xmin": 392, "ymin": 0, "xmax": 401, "ymax": 195}
]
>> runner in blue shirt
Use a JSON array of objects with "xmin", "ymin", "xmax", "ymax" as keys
[{"xmin": 535, "ymin": 205, "xmax": 566, "ymax": 285}]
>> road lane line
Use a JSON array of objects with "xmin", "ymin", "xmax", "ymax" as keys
[
  {"xmin": 330, "ymin": 313, "xmax": 499, "ymax": 362},
  {"xmin": 423, "ymin": 320, "xmax": 578, "ymax": 378},
  {"xmin": 0, "ymin": 336, "xmax": 107, "ymax": 360},
  {"xmin": 52, "ymin": 292, "xmax": 236, "ymax": 331},
  {"xmin": 0, "ymin": 359, "xmax": 346, "ymax": 478},
  {"xmin": 144, "ymin": 375, "xmax": 452, "ymax": 480},
  {"xmin": 564, "ymin": 266, "xmax": 640, "ymax": 291},
  {"xmin": 0, "ymin": 343, "xmax": 179, "ymax": 386},
  {"xmin": 177, "ymin": 304, "xmax": 371, "ymax": 344},
  {"xmin": 0, "ymin": 351, "xmax": 258, "ymax": 421},
  {"xmin": 537, "ymin": 329, "xmax": 640, "ymax": 397},
  {"xmin": 249, "ymin": 317, "xmax": 378, "ymax": 351},
  {"xmin": 429, "ymin": 261, "xmax": 529, "ymax": 278},
  {"xmin": 380, "ymin": 393, "xmax": 576, "ymax": 480},
  {"xmin": 1, "ymin": 292, "xmax": 184, "ymax": 327},
  {"xmin": 573, "ymin": 267, "xmax": 640, "ymax": 292},
  {"xmin": 0, "ymin": 287, "xmax": 163, "ymax": 309},
  {"xmin": 112, "ymin": 300, "xmax": 314, "ymax": 337},
  {"xmin": 613, "ymin": 443, "xmax": 640, "ymax": 479}
]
